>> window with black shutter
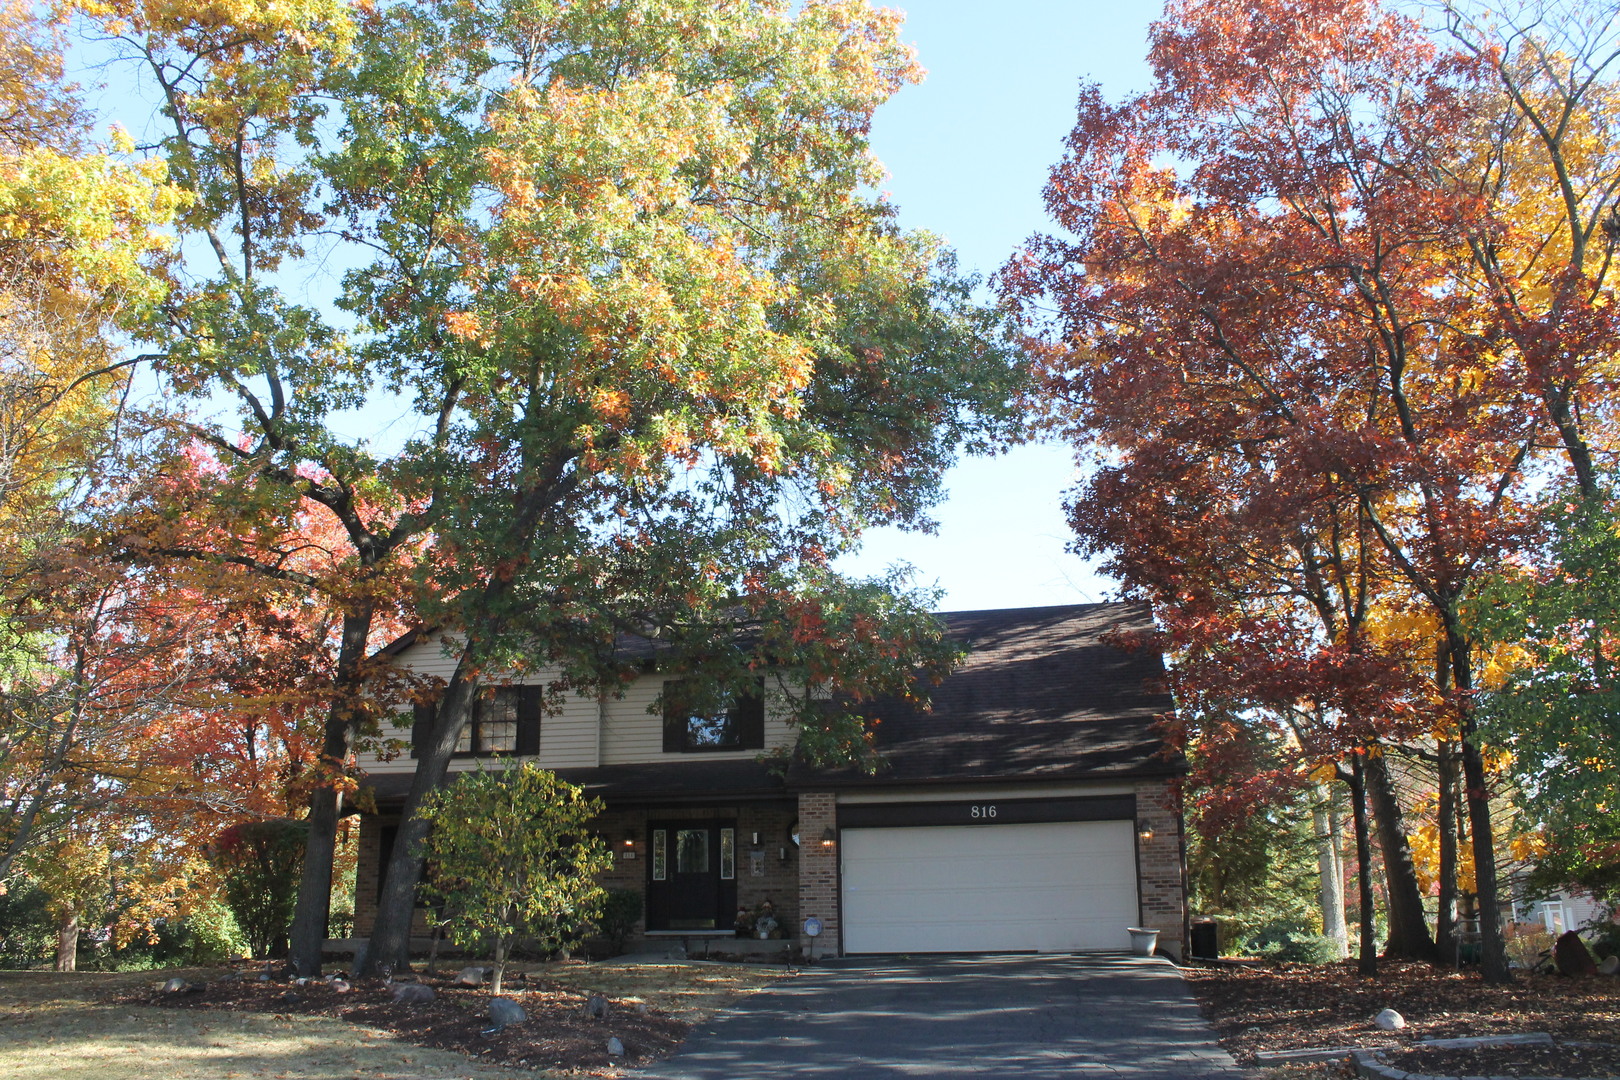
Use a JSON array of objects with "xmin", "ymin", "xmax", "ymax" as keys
[
  {"xmin": 661, "ymin": 677, "xmax": 765, "ymax": 753},
  {"xmin": 409, "ymin": 687, "xmax": 542, "ymax": 758}
]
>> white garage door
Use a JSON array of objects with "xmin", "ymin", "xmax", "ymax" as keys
[{"xmin": 841, "ymin": 820, "xmax": 1139, "ymax": 954}]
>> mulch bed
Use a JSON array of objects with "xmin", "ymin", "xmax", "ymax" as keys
[
  {"xmin": 1184, "ymin": 960, "xmax": 1620, "ymax": 1078},
  {"xmin": 132, "ymin": 969, "xmax": 686, "ymax": 1074}
]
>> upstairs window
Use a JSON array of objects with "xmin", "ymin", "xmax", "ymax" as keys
[
  {"xmin": 661, "ymin": 677, "xmax": 765, "ymax": 753},
  {"xmin": 411, "ymin": 686, "xmax": 541, "ymax": 758}
]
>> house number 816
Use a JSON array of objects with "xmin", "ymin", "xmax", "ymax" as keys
[{"xmin": 970, "ymin": 805, "xmax": 997, "ymax": 819}]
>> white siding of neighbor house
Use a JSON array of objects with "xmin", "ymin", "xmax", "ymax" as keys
[{"xmin": 355, "ymin": 634, "xmax": 795, "ymax": 774}]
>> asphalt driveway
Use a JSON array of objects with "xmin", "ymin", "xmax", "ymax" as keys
[{"xmin": 640, "ymin": 954, "xmax": 1243, "ymax": 1079}]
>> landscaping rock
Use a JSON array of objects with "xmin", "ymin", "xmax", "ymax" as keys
[
  {"xmin": 330, "ymin": 979, "xmax": 351, "ymax": 993},
  {"xmin": 585, "ymin": 992, "xmax": 609, "ymax": 1019},
  {"xmin": 607, "ymin": 1036, "xmax": 626, "ymax": 1057},
  {"xmin": 1554, "ymin": 930, "xmax": 1597, "ymax": 977},
  {"xmin": 457, "ymin": 966, "xmax": 489, "ymax": 987},
  {"xmin": 390, "ymin": 981, "xmax": 437, "ymax": 1004},
  {"xmin": 636, "ymin": 1001, "xmax": 651, "ymax": 1016},
  {"xmin": 1599, "ymin": 954, "xmax": 1620, "ymax": 976},
  {"xmin": 488, "ymin": 996, "xmax": 527, "ymax": 1028},
  {"xmin": 162, "ymin": 977, "xmax": 188, "ymax": 993},
  {"xmin": 1374, "ymin": 1008, "xmax": 1405, "ymax": 1031}
]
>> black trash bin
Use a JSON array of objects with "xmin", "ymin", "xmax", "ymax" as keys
[{"xmin": 1190, "ymin": 917, "xmax": 1219, "ymax": 959}]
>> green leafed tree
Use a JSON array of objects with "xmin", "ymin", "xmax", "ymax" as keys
[
  {"xmin": 418, "ymin": 764, "xmax": 610, "ymax": 994},
  {"xmin": 355, "ymin": 0, "xmax": 1022, "ymax": 974},
  {"xmin": 1471, "ymin": 480, "xmax": 1620, "ymax": 904}
]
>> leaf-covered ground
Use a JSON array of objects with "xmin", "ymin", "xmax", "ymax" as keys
[
  {"xmin": 1, "ymin": 959, "xmax": 786, "ymax": 1079},
  {"xmin": 1184, "ymin": 960, "xmax": 1620, "ymax": 1078}
]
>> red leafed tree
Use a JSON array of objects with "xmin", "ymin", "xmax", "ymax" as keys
[
  {"xmin": 1001, "ymin": 0, "xmax": 1618, "ymax": 982},
  {"xmin": 0, "ymin": 442, "xmax": 405, "ymax": 961},
  {"xmin": 113, "ymin": 445, "xmax": 416, "ymax": 831}
]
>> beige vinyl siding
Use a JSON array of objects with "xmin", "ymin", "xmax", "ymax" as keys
[
  {"xmin": 538, "ymin": 690, "xmax": 599, "ymax": 768},
  {"xmin": 357, "ymin": 637, "xmax": 798, "ymax": 773},
  {"xmin": 354, "ymin": 634, "xmax": 600, "ymax": 773},
  {"xmin": 599, "ymin": 673, "xmax": 795, "ymax": 765}
]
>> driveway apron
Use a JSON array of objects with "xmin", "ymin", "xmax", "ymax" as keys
[{"xmin": 639, "ymin": 954, "xmax": 1244, "ymax": 1079}]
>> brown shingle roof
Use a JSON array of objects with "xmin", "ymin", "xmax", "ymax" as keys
[
  {"xmin": 362, "ymin": 603, "xmax": 1178, "ymax": 808},
  {"xmin": 789, "ymin": 602, "xmax": 1179, "ymax": 788}
]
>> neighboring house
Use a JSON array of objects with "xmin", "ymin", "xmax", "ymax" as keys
[
  {"xmin": 350, "ymin": 602, "xmax": 1189, "ymax": 958},
  {"xmin": 1513, "ymin": 888, "xmax": 1613, "ymax": 936}
]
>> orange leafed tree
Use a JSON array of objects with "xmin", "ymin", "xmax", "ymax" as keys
[{"xmin": 1005, "ymin": 0, "xmax": 1620, "ymax": 982}]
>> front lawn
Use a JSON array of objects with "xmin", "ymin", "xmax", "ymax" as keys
[{"xmin": 0, "ymin": 958, "xmax": 788, "ymax": 1079}]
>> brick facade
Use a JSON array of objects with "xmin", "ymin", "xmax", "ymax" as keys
[
  {"xmin": 1133, "ymin": 776, "xmax": 1188, "ymax": 959},
  {"xmin": 795, "ymin": 791, "xmax": 839, "ymax": 956}
]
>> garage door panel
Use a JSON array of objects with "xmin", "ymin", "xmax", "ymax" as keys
[{"xmin": 840, "ymin": 821, "xmax": 1138, "ymax": 954}]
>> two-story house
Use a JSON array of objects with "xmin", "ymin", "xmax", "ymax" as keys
[{"xmin": 350, "ymin": 602, "xmax": 1188, "ymax": 958}]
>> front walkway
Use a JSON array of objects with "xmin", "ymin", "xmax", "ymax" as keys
[{"xmin": 639, "ymin": 954, "xmax": 1245, "ymax": 1079}]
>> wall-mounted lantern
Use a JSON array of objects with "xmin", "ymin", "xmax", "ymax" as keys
[
  {"xmin": 1136, "ymin": 818, "xmax": 1155, "ymax": 842},
  {"xmin": 820, "ymin": 826, "xmax": 836, "ymax": 847}
]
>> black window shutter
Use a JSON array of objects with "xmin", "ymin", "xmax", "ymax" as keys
[
  {"xmin": 662, "ymin": 681, "xmax": 685, "ymax": 753},
  {"xmin": 410, "ymin": 703, "xmax": 434, "ymax": 758},
  {"xmin": 517, "ymin": 687, "xmax": 542, "ymax": 756},
  {"xmin": 735, "ymin": 677, "xmax": 766, "ymax": 750}
]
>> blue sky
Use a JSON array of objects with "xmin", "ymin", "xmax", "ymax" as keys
[{"xmin": 835, "ymin": 1, "xmax": 1160, "ymax": 611}]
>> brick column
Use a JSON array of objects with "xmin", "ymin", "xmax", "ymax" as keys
[
  {"xmin": 353, "ymin": 814, "xmax": 384, "ymax": 936},
  {"xmin": 796, "ymin": 792, "xmax": 840, "ymax": 956},
  {"xmin": 1134, "ymin": 778, "xmax": 1187, "ymax": 959}
]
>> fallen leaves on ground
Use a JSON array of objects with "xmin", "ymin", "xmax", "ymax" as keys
[{"xmin": 1185, "ymin": 960, "xmax": 1620, "ymax": 1078}]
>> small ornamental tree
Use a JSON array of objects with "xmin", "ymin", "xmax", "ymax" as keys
[
  {"xmin": 418, "ymin": 765, "xmax": 611, "ymax": 994},
  {"xmin": 207, "ymin": 819, "xmax": 307, "ymax": 959}
]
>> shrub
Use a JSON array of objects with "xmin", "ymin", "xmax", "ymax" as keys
[
  {"xmin": 1503, "ymin": 922, "xmax": 1555, "ymax": 970},
  {"xmin": 419, "ymin": 763, "xmax": 612, "ymax": 993},
  {"xmin": 1245, "ymin": 919, "xmax": 1343, "ymax": 964},
  {"xmin": 597, "ymin": 888, "xmax": 643, "ymax": 954},
  {"xmin": 207, "ymin": 819, "xmax": 306, "ymax": 959},
  {"xmin": 0, "ymin": 880, "xmax": 55, "ymax": 969},
  {"xmin": 1579, "ymin": 909, "xmax": 1620, "ymax": 961}
]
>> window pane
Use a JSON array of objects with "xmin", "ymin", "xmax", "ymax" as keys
[
  {"xmin": 652, "ymin": 829, "xmax": 666, "ymax": 881},
  {"xmin": 719, "ymin": 828, "xmax": 735, "ymax": 880},
  {"xmin": 676, "ymin": 829, "xmax": 709, "ymax": 873},
  {"xmin": 686, "ymin": 712, "xmax": 737, "ymax": 748},
  {"xmin": 479, "ymin": 721, "xmax": 517, "ymax": 752}
]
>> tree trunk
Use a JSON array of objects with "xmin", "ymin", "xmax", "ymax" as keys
[
  {"xmin": 55, "ymin": 910, "xmax": 78, "ymax": 972},
  {"xmin": 1347, "ymin": 756, "xmax": 1377, "ymax": 977},
  {"xmin": 359, "ymin": 670, "xmax": 482, "ymax": 976},
  {"xmin": 1444, "ymin": 623, "xmax": 1512, "ymax": 983},
  {"xmin": 1314, "ymin": 788, "xmax": 1349, "ymax": 958},
  {"xmin": 1364, "ymin": 749, "xmax": 1438, "ymax": 961},
  {"xmin": 1436, "ymin": 739, "xmax": 1459, "ymax": 962},
  {"xmin": 491, "ymin": 934, "xmax": 508, "ymax": 996},
  {"xmin": 288, "ymin": 604, "xmax": 377, "ymax": 977}
]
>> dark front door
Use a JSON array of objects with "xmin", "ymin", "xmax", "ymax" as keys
[{"xmin": 646, "ymin": 820, "xmax": 737, "ymax": 931}]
